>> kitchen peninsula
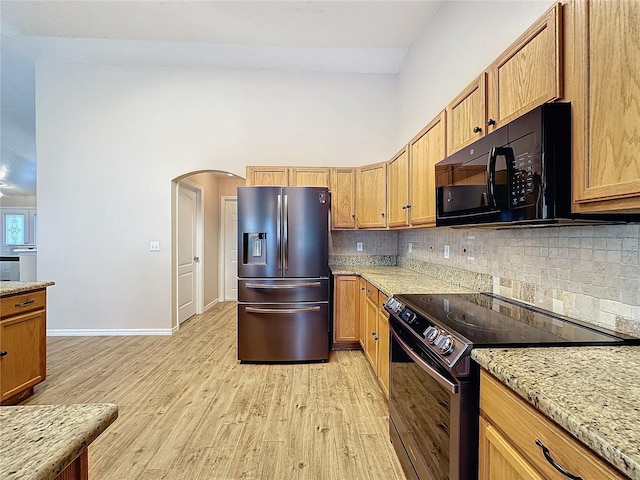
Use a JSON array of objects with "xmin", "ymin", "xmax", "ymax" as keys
[{"xmin": 1, "ymin": 281, "xmax": 54, "ymax": 405}]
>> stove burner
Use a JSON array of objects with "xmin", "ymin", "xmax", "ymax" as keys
[{"xmin": 446, "ymin": 311, "xmax": 510, "ymax": 332}]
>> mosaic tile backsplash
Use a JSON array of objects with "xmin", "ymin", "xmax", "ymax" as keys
[{"xmin": 331, "ymin": 224, "xmax": 640, "ymax": 337}]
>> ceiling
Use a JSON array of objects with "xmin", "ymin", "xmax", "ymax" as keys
[{"xmin": 0, "ymin": 1, "xmax": 445, "ymax": 197}]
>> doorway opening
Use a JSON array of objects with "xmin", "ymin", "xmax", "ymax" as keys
[{"xmin": 171, "ymin": 170, "xmax": 245, "ymax": 331}]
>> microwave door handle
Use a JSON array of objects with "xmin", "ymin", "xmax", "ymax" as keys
[{"xmin": 487, "ymin": 146, "xmax": 514, "ymax": 209}]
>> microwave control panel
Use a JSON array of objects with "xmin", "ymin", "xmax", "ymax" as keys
[{"xmin": 510, "ymin": 152, "xmax": 536, "ymax": 207}]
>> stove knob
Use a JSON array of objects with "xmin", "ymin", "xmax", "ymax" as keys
[
  {"xmin": 423, "ymin": 326, "xmax": 440, "ymax": 344},
  {"xmin": 436, "ymin": 335, "xmax": 455, "ymax": 356}
]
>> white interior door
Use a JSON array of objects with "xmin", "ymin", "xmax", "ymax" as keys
[
  {"xmin": 177, "ymin": 185, "xmax": 198, "ymax": 323},
  {"xmin": 223, "ymin": 197, "xmax": 238, "ymax": 301}
]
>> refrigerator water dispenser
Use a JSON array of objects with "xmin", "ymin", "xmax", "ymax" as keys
[{"xmin": 243, "ymin": 233, "xmax": 267, "ymax": 265}]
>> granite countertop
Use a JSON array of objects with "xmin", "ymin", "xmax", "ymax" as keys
[
  {"xmin": 472, "ymin": 347, "xmax": 640, "ymax": 480},
  {"xmin": 330, "ymin": 266, "xmax": 472, "ymax": 296},
  {"xmin": 0, "ymin": 281, "xmax": 55, "ymax": 297},
  {"xmin": 0, "ymin": 403, "xmax": 118, "ymax": 480}
]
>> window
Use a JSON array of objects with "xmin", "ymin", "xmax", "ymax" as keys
[{"xmin": 1, "ymin": 208, "xmax": 37, "ymax": 247}]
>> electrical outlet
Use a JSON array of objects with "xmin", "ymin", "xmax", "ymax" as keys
[
  {"xmin": 356, "ymin": 242, "xmax": 363, "ymax": 252},
  {"xmin": 408, "ymin": 242, "xmax": 413, "ymax": 253},
  {"xmin": 150, "ymin": 241, "xmax": 160, "ymax": 251},
  {"xmin": 444, "ymin": 244, "xmax": 450, "ymax": 259}
]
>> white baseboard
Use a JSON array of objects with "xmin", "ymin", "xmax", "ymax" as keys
[
  {"xmin": 203, "ymin": 298, "xmax": 219, "ymax": 312},
  {"xmin": 47, "ymin": 328, "xmax": 174, "ymax": 336}
]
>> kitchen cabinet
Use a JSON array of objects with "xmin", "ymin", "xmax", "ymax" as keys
[
  {"xmin": 356, "ymin": 162, "xmax": 387, "ymax": 229},
  {"xmin": 362, "ymin": 281, "xmax": 390, "ymax": 399},
  {"xmin": 332, "ymin": 275, "xmax": 360, "ymax": 349},
  {"xmin": 0, "ymin": 289, "xmax": 47, "ymax": 405},
  {"xmin": 55, "ymin": 450, "xmax": 88, "ymax": 480},
  {"xmin": 357, "ymin": 276, "xmax": 367, "ymax": 348},
  {"xmin": 565, "ymin": 0, "xmax": 640, "ymax": 213},
  {"xmin": 479, "ymin": 369, "xmax": 625, "ymax": 480},
  {"xmin": 446, "ymin": 74, "xmax": 487, "ymax": 155},
  {"xmin": 330, "ymin": 168, "xmax": 357, "ymax": 229},
  {"xmin": 387, "ymin": 146, "xmax": 410, "ymax": 228},
  {"xmin": 288, "ymin": 167, "xmax": 330, "ymax": 187},
  {"xmin": 485, "ymin": 3, "xmax": 562, "ymax": 132},
  {"xmin": 408, "ymin": 110, "xmax": 447, "ymax": 226},
  {"xmin": 245, "ymin": 166, "xmax": 330, "ymax": 187}
]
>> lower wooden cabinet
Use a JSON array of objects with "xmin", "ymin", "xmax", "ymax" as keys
[
  {"xmin": 55, "ymin": 450, "xmax": 88, "ymax": 480},
  {"xmin": 479, "ymin": 369, "xmax": 626, "ymax": 480},
  {"xmin": 332, "ymin": 275, "xmax": 360, "ymax": 349},
  {"xmin": 363, "ymin": 282, "xmax": 390, "ymax": 399},
  {"xmin": 0, "ymin": 289, "xmax": 47, "ymax": 405}
]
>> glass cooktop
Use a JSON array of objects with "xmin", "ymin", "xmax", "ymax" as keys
[{"xmin": 396, "ymin": 293, "xmax": 638, "ymax": 347}]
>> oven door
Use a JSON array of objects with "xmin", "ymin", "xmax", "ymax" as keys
[{"xmin": 389, "ymin": 317, "xmax": 478, "ymax": 480}]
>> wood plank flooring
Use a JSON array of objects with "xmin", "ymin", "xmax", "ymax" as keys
[{"xmin": 25, "ymin": 302, "xmax": 407, "ymax": 480}]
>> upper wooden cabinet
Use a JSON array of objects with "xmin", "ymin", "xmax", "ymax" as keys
[
  {"xmin": 447, "ymin": 74, "xmax": 487, "ymax": 155},
  {"xmin": 565, "ymin": 0, "xmax": 640, "ymax": 213},
  {"xmin": 245, "ymin": 166, "xmax": 329, "ymax": 187},
  {"xmin": 486, "ymin": 3, "xmax": 562, "ymax": 132},
  {"xmin": 357, "ymin": 162, "xmax": 387, "ymax": 229},
  {"xmin": 386, "ymin": 146, "xmax": 410, "ymax": 228},
  {"xmin": 245, "ymin": 166, "xmax": 289, "ymax": 186},
  {"xmin": 330, "ymin": 168, "xmax": 357, "ymax": 229},
  {"xmin": 288, "ymin": 167, "xmax": 330, "ymax": 187},
  {"xmin": 409, "ymin": 110, "xmax": 447, "ymax": 227}
]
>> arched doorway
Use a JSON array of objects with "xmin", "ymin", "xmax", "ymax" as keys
[{"xmin": 171, "ymin": 170, "xmax": 245, "ymax": 330}]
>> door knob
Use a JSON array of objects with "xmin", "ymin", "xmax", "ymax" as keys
[{"xmin": 193, "ymin": 256, "xmax": 200, "ymax": 263}]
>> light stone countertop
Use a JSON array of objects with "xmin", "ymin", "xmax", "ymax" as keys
[
  {"xmin": 0, "ymin": 403, "xmax": 118, "ymax": 480},
  {"xmin": 0, "ymin": 281, "xmax": 55, "ymax": 297},
  {"xmin": 330, "ymin": 266, "xmax": 473, "ymax": 296},
  {"xmin": 472, "ymin": 347, "xmax": 640, "ymax": 480}
]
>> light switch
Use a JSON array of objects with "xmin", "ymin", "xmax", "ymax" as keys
[
  {"xmin": 150, "ymin": 241, "xmax": 160, "ymax": 251},
  {"xmin": 356, "ymin": 242, "xmax": 363, "ymax": 252},
  {"xmin": 444, "ymin": 244, "xmax": 450, "ymax": 259},
  {"xmin": 408, "ymin": 242, "xmax": 413, "ymax": 253}
]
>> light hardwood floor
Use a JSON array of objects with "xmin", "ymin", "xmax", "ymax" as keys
[{"xmin": 26, "ymin": 301, "xmax": 407, "ymax": 480}]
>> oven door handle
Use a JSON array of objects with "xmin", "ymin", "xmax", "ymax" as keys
[{"xmin": 391, "ymin": 328, "xmax": 459, "ymax": 394}]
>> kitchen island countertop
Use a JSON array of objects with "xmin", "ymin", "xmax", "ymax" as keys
[
  {"xmin": 472, "ymin": 346, "xmax": 640, "ymax": 480},
  {"xmin": 0, "ymin": 403, "xmax": 118, "ymax": 480},
  {"xmin": 0, "ymin": 281, "xmax": 55, "ymax": 296}
]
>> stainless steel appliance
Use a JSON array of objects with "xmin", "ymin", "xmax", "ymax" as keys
[
  {"xmin": 436, "ymin": 103, "xmax": 572, "ymax": 227},
  {"xmin": 384, "ymin": 293, "xmax": 640, "ymax": 480},
  {"xmin": 237, "ymin": 186, "xmax": 330, "ymax": 363}
]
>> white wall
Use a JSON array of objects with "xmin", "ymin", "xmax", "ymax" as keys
[
  {"xmin": 37, "ymin": 64, "xmax": 396, "ymax": 332},
  {"xmin": 397, "ymin": 0, "xmax": 555, "ymax": 144}
]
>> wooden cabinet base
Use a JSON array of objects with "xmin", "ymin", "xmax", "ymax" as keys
[
  {"xmin": 55, "ymin": 449, "xmax": 88, "ymax": 480},
  {"xmin": 0, "ymin": 386, "xmax": 34, "ymax": 406}
]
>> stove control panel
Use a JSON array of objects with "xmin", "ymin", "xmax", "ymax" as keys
[{"xmin": 384, "ymin": 295, "xmax": 471, "ymax": 373}]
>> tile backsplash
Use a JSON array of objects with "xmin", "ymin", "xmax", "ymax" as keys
[{"xmin": 332, "ymin": 224, "xmax": 640, "ymax": 336}]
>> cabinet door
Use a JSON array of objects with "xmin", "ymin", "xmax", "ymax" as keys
[
  {"xmin": 446, "ymin": 74, "xmax": 486, "ymax": 155},
  {"xmin": 245, "ymin": 167, "xmax": 289, "ymax": 186},
  {"xmin": 486, "ymin": 3, "xmax": 562, "ymax": 131},
  {"xmin": 387, "ymin": 146, "xmax": 410, "ymax": 228},
  {"xmin": 333, "ymin": 275, "xmax": 360, "ymax": 349},
  {"xmin": 566, "ymin": 0, "xmax": 640, "ymax": 213},
  {"xmin": 330, "ymin": 168, "xmax": 357, "ymax": 229},
  {"xmin": 289, "ymin": 167, "xmax": 330, "ymax": 187},
  {"xmin": 377, "ymin": 307, "xmax": 390, "ymax": 399},
  {"xmin": 0, "ymin": 311, "xmax": 46, "ymax": 402},
  {"xmin": 357, "ymin": 163, "xmax": 387, "ymax": 228},
  {"xmin": 357, "ymin": 277, "xmax": 367, "ymax": 348},
  {"xmin": 364, "ymin": 298, "xmax": 379, "ymax": 370},
  {"xmin": 479, "ymin": 417, "xmax": 545, "ymax": 480},
  {"xmin": 409, "ymin": 110, "xmax": 447, "ymax": 226}
]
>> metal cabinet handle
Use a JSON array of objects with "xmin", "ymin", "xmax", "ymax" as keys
[
  {"xmin": 246, "ymin": 282, "xmax": 321, "ymax": 289},
  {"xmin": 473, "ymin": 126, "xmax": 482, "ymax": 133},
  {"xmin": 0, "ymin": 351, "xmax": 7, "ymax": 357},
  {"xmin": 14, "ymin": 300, "xmax": 35, "ymax": 307},
  {"xmin": 380, "ymin": 212, "xmax": 385, "ymax": 217},
  {"xmin": 487, "ymin": 118, "xmax": 496, "ymax": 126},
  {"xmin": 246, "ymin": 306, "xmax": 321, "ymax": 314},
  {"xmin": 535, "ymin": 439, "xmax": 583, "ymax": 480}
]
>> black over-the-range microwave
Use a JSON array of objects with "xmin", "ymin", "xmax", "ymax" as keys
[{"xmin": 435, "ymin": 102, "xmax": 588, "ymax": 228}]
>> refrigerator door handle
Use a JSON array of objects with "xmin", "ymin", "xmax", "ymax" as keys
[
  {"xmin": 283, "ymin": 194, "xmax": 288, "ymax": 271},
  {"xmin": 245, "ymin": 282, "xmax": 322, "ymax": 289},
  {"xmin": 245, "ymin": 306, "xmax": 321, "ymax": 314},
  {"xmin": 276, "ymin": 194, "xmax": 282, "ymax": 271}
]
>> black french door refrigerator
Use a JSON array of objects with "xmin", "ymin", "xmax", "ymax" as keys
[{"xmin": 237, "ymin": 186, "xmax": 330, "ymax": 362}]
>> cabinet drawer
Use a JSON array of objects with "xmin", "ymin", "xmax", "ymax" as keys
[
  {"xmin": 480, "ymin": 370, "xmax": 625, "ymax": 480},
  {"xmin": 0, "ymin": 289, "xmax": 46, "ymax": 318},
  {"xmin": 365, "ymin": 282, "xmax": 379, "ymax": 303}
]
